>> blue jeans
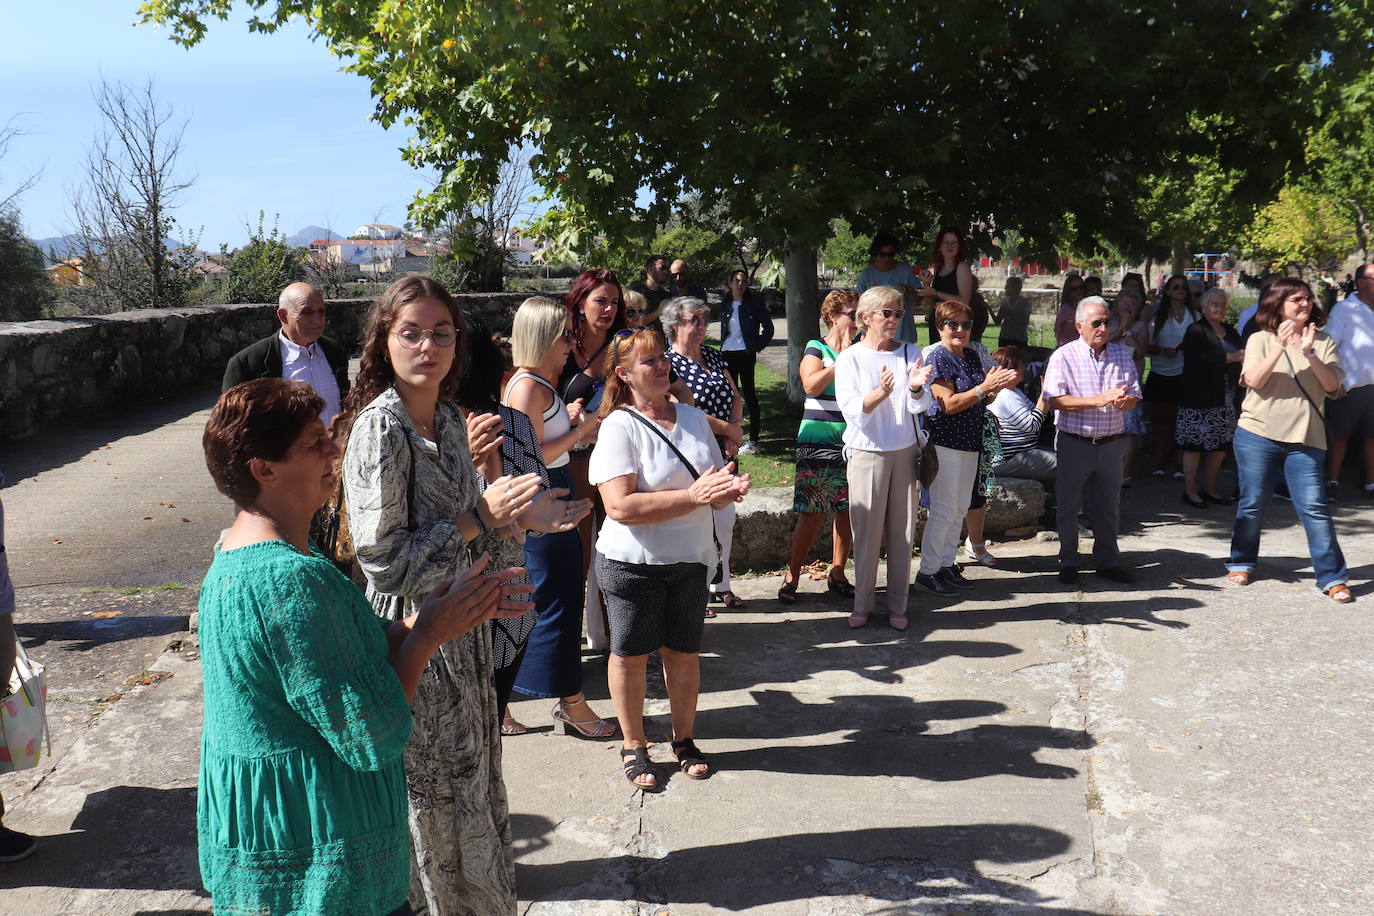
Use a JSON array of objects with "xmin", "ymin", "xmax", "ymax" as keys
[{"xmin": 1228, "ymin": 426, "xmax": 1347, "ymax": 591}]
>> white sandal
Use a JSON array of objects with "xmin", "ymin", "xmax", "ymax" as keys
[{"xmin": 966, "ymin": 540, "xmax": 998, "ymax": 567}]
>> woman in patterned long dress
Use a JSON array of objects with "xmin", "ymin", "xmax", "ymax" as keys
[
  {"xmin": 778, "ymin": 289, "xmax": 858, "ymax": 604},
  {"xmin": 337, "ymin": 277, "xmax": 586, "ymax": 916},
  {"xmin": 662, "ymin": 295, "xmax": 747, "ymax": 611}
]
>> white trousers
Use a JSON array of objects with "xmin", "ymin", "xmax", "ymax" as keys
[{"xmin": 918, "ymin": 445, "xmax": 978, "ymax": 574}]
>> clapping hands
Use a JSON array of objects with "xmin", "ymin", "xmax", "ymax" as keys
[
  {"xmin": 908, "ymin": 357, "xmax": 933, "ymax": 389},
  {"xmin": 688, "ymin": 461, "xmax": 751, "ymax": 508}
]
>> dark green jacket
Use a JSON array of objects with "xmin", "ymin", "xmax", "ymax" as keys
[{"xmin": 222, "ymin": 332, "xmax": 350, "ymax": 397}]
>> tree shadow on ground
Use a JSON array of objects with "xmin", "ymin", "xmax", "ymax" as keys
[
  {"xmin": 0, "ymin": 786, "xmax": 205, "ymax": 894},
  {"xmin": 695, "ymin": 688, "xmax": 1007, "ymax": 743},
  {"xmin": 515, "ymin": 821, "xmax": 1107, "ymax": 914},
  {"xmin": 16, "ymin": 614, "xmax": 190, "ymax": 652}
]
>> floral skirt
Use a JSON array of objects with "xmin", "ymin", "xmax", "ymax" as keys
[
  {"xmin": 1175, "ymin": 385, "xmax": 1237, "ymax": 452},
  {"xmin": 793, "ymin": 443, "xmax": 849, "ymax": 513}
]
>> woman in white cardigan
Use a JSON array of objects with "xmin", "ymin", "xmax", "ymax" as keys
[{"xmin": 834, "ymin": 286, "xmax": 935, "ymax": 630}]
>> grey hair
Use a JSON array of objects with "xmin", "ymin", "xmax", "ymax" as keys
[
  {"xmin": 660, "ymin": 296, "xmax": 708, "ymax": 339},
  {"xmin": 1200, "ymin": 287, "xmax": 1228, "ymax": 309},
  {"xmin": 856, "ymin": 285, "xmax": 901, "ymax": 321},
  {"xmin": 278, "ymin": 283, "xmax": 317, "ymax": 313},
  {"xmin": 1076, "ymin": 296, "xmax": 1110, "ymax": 322}
]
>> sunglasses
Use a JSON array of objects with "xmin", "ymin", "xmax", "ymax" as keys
[
  {"xmin": 684, "ymin": 316, "xmax": 708, "ymax": 327},
  {"xmin": 392, "ymin": 327, "xmax": 458, "ymax": 348},
  {"xmin": 876, "ymin": 249, "xmax": 897, "ymax": 258},
  {"xmin": 1086, "ymin": 318, "xmax": 1109, "ymax": 328},
  {"xmin": 611, "ymin": 326, "xmax": 649, "ymax": 366},
  {"xmin": 839, "ymin": 309, "xmax": 856, "ymax": 319},
  {"xmin": 942, "ymin": 320, "xmax": 972, "ymax": 331},
  {"xmin": 625, "ymin": 308, "xmax": 644, "ymax": 319},
  {"xmin": 875, "ymin": 308, "xmax": 902, "ymax": 319}
]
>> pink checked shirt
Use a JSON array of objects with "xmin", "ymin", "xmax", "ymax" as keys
[{"xmin": 1041, "ymin": 339, "xmax": 1141, "ymax": 438}]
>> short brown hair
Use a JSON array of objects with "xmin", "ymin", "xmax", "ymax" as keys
[
  {"xmin": 204, "ymin": 378, "xmax": 323, "ymax": 508},
  {"xmin": 1254, "ymin": 277, "xmax": 1314, "ymax": 333},
  {"xmin": 821, "ymin": 289, "xmax": 858, "ymax": 326},
  {"xmin": 935, "ymin": 300, "xmax": 973, "ymax": 327},
  {"xmin": 991, "ymin": 345, "xmax": 1026, "ymax": 371}
]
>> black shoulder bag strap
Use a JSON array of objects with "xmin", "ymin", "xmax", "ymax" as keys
[
  {"xmin": 1281, "ymin": 348, "xmax": 1333, "ymax": 451},
  {"xmin": 621, "ymin": 407, "xmax": 724, "ymax": 584}
]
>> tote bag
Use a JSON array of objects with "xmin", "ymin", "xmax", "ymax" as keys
[{"xmin": 1, "ymin": 639, "xmax": 49, "ymax": 773}]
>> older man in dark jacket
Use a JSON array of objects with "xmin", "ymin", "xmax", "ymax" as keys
[{"xmin": 222, "ymin": 283, "xmax": 349, "ymax": 425}]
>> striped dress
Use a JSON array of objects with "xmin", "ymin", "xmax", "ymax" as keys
[{"xmin": 793, "ymin": 338, "xmax": 850, "ymax": 513}]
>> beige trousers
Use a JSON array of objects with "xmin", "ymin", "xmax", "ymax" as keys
[{"xmin": 846, "ymin": 444, "xmax": 919, "ymax": 619}]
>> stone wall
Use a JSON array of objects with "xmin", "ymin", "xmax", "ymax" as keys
[{"xmin": 0, "ymin": 292, "xmax": 538, "ymax": 441}]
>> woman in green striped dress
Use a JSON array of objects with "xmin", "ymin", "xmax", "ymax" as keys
[{"xmin": 778, "ymin": 289, "xmax": 860, "ymax": 603}]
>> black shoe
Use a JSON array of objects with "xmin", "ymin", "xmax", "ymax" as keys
[
  {"xmin": 1058, "ymin": 566, "xmax": 1080, "ymax": 585},
  {"xmin": 1201, "ymin": 491, "xmax": 1235, "ymax": 506},
  {"xmin": 1181, "ymin": 493, "xmax": 1207, "ymax": 509},
  {"xmin": 939, "ymin": 565, "xmax": 975, "ymax": 590},
  {"xmin": 0, "ymin": 826, "xmax": 37, "ymax": 863},
  {"xmin": 1096, "ymin": 565, "xmax": 1136, "ymax": 584},
  {"xmin": 915, "ymin": 572, "xmax": 957, "ymax": 596}
]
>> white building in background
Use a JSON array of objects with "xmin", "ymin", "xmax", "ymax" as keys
[
  {"xmin": 351, "ymin": 223, "xmax": 403, "ymax": 240},
  {"xmin": 325, "ymin": 238, "xmax": 408, "ymax": 266}
]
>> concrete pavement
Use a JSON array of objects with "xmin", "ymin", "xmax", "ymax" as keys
[{"xmin": 2, "ymin": 383, "xmax": 1373, "ymax": 914}]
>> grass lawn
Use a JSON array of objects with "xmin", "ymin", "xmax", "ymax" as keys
[{"xmin": 735, "ymin": 359, "xmax": 801, "ymax": 489}]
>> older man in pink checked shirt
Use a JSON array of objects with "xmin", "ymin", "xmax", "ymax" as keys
[{"xmin": 1042, "ymin": 296, "xmax": 1142, "ymax": 585}]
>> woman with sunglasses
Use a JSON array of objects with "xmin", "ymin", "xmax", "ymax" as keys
[
  {"xmin": 779, "ymin": 289, "xmax": 859, "ymax": 604},
  {"xmin": 856, "ymin": 231, "xmax": 924, "ymax": 344},
  {"xmin": 664, "ymin": 296, "xmax": 748, "ymax": 611},
  {"xmin": 1227, "ymin": 278, "xmax": 1350, "ymax": 602},
  {"xmin": 917, "ymin": 302, "xmax": 1019, "ymax": 596},
  {"xmin": 834, "ymin": 287, "xmax": 936, "ymax": 629},
  {"xmin": 504, "ymin": 295, "xmax": 616, "ymax": 739},
  {"xmin": 590, "ymin": 327, "xmax": 751, "ymax": 790},
  {"xmin": 336, "ymin": 276, "xmax": 582, "ymax": 914},
  {"xmin": 1145, "ymin": 274, "xmax": 1200, "ymax": 476}
]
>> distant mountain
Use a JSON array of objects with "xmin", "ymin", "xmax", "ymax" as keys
[
  {"xmin": 29, "ymin": 234, "xmax": 187, "ymax": 265},
  {"xmin": 287, "ymin": 225, "xmax": 339, "ymax": 248}
]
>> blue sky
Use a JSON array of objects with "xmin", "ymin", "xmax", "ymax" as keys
[{"xmin": 4, "ymin": 2, "xmax": 439, "ymax": 249}]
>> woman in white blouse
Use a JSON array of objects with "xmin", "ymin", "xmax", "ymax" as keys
[
  {"xmin": 588, "ymin": 328, "xmax": 751, "ymax": 790},
  {"xmin": 834, "ymin": 286, "xmax": 935, "ymax": 631}
]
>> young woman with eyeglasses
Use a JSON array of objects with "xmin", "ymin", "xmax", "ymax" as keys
[
  {"xmin": 1145, "ymin": 274, "xmax": 1201, "ymax": 476},
  {"xmin": 334, "ymin": 276, "xmax": 582, "ymax": 913},
  {"xmin": 589, "ymin": 327, "xmax": 750, "ymax": 790},
  {"xmin": 779, "ymin": 289, "xmax": 860, "ymax": 604},
  {"xmin": 833, "ymin": 287, "xmax": 936, "ymax": 630},
  {"xmin": 503, "ymin": 295, "xmax": 615, "ymax": 739}
]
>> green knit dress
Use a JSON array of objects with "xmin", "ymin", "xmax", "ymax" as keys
[{"xmin": 197, "ymin": 540, "xmax": 413, "ymax": 915}]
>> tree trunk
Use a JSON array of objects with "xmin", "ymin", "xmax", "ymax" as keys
[
  {"xmin": 1144, "ymin": 255, "xmax": 1154, "ymax": 290},
  {"xmin": 1170, "ymin": 236, "xmax": 1187, "ymax": 277},
  {"xmin": 1348, "ymin": 198, "xmax": 1370, "ymax": 263},
  {"xmin": 783, "ymin": 240, "xmax": 819, "ymax": 404}
]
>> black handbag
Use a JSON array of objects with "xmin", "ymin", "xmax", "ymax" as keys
[{"xmin": 621, "ymin": 408, "xmax": 725, "ymax": 584}]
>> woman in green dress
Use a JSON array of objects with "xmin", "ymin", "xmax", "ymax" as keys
[
  {"xmin": 777, "ymin": 289, "xmax": 859, "ymax": 603},
  {"xmin": 197, "ymin": 377, "xmax": 532, "ymax": 915}
]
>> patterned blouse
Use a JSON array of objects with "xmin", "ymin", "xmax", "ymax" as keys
[
  {"xmin": 669, "ymin": 345, "xmax": 735, "ymax": 421},
  {"xmin": 342, "ymin": 386, "xmax": 517, "ymax": 916}
]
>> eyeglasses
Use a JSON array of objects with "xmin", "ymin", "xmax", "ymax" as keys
[
  {"xmin": 684, "ymin": 316, "xmax": 707, "ymax": 328},
  {"xmin": 625, "ymin": 308, "xmax": 644, "ymax": 319},
  {"xmin": 942, "ymin": 320, "xmax": 972, "ymax": 331},
  {"xmin": 876, "ymin": 249, "xmax": 897, "ymax": 258},
  {"xmin": 611, "ymin": 326, "xmax": 649, "ymax": 366},
  {"xmin": 876, "ymin": 308, "xmax": 902, "ymax": 319},
  {"xmin": 392, "ymin": 327, "xmax": 458, "ymax": 348},
  {"xmin": 1086, "ymin": 318, "xmax": 1109, "ymax": 328},
  {"xmin": 839, "ymin": 309, "xmax": 857, "ymax": 319}
]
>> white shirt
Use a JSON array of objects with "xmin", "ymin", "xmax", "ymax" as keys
[
  {"xmin": 279, "ymin": 333, "xmax": 342, "ymax": 426},
  {"xmin": 1324, "ymin": 293, "xmax": 1374, "ymax": 389},
  {"xmin": 834, "ymin": 342, "xmax": 935, "ymax": 453},
  {"xmin": 1150, "ymin": 310, "xmax": 1195, "ymax": 376},
  {"xmin": 721, "ymin": 299, "xmax": 746, "ymax": 351},
  {"xmin": 588, "ymin": 406, "xmax": 722, "ymax": 567}
]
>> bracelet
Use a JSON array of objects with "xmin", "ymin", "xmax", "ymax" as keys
[
  {"xmin": 908, "ymin": 385, "xmax": 924, "ymax": 396},
  {"xmin": 974, "ymin": 385, "xmax": 986, "ymax": 401}
]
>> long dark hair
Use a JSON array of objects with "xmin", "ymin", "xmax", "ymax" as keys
[
  {"xmin": 456, "ymin": 308, "xmax": 505, "ymax": 413},
  {"xmin": 331, "ymin": 275, "xmax": 466, "ymax": 452},
  {"xmin": 565, "ymin": 268, "xmax": 627, "ymax": 354},
  {"xmin": 931, "ymin": 226, "xmax": 967, "ymax": 270},
  {"xmin": 1154, "ymin": 274, "xmax": 1198, "ymax": 334}
]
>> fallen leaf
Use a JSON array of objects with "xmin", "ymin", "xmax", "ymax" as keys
[
  {"xmin": 92, "ymin": 611, "xmax": 123, "ymax": 619},
  {"xmin": 143, "ymin": 516, "xmax": 153, "ymax": 520},
  {"xmin": 52, "ymin": 538, "xmax": 62, "ymax": 544},
  {"xmin": 181, "ymin": 517, "xmax": 190, "ymax": 523}
]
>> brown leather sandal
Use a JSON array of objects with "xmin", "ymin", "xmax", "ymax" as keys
[
  {"xmin": 1326, "ymin": 584, "xmax": 1353, "ymax": 603},
  {"xmin": 1226, "ymin": 570, "xmax": 1250, "ymax": 586}
]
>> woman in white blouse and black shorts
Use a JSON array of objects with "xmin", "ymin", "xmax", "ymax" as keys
[{"xmin": 589, "ymin": 327, "xmax": 751, "ymax": 791}]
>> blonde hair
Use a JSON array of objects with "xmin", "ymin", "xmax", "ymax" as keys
[
  {"xmin": 855, "ymin": 285, "xmax": 900, "ymax": 321},
  {"xmin": 622, "ymin": 288, "xmax": 647, "ymax": 313},
  {"xmin": 510, "ymin": 296, "xmax": 566, "ymax": 367}
]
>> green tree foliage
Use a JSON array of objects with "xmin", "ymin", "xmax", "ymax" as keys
[
  {"xmin": 0, "ymin": 210, "xmax": 52, "ymax": 321},
  {"xmin": 139, "ymin": 0, "xmax": 1352, "ymax": 392},
  {"xmin": 1247, "ymin": 185, "xmax": 1351, "ymax": 276},
  {"xmin": 221, "ymin": 212, "xmax": 304, "ymax": 304},
  {"xmin": 821, "ymin": 219, "xmax": 871, "ymax": 285}
]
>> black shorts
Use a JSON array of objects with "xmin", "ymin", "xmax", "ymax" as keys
[
  {"xmin": 1328, "ymin": 384, "xmax": 1374, "ymax": 439},
  {"xmin": 597, "ymin": 556, "xmax": 708, "ymax": 656}
]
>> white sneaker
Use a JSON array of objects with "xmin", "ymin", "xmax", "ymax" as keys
[
  {"xmin": 965, "ymin": 539, "xmax": 997, "ymax": 566},
  {"xmin": 738, "ymin": 441, "xmax": 759, "ymax": 455}
]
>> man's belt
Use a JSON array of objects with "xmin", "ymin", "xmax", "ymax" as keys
[{"xmin": 1060, "ymin": 430, "xmax": 1124, "ymax": 446}]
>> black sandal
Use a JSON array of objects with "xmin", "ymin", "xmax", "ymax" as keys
[
  {"xmin": 777, "ymin": 580, "xmax": 798, "ymax": 604},
  {"xmin": 826, "ymin": 575, "xmax": 856, "ymax": 598},
  {"xmin": 712, "ymin": 591, "xmax": 745, "ymax": 609},
  {"xmin": 621, "ymin": 746, "xmax": 660, "ymax": 791},
  {"xmin": 670, "ymin": 739, "xmax": 713, "ymax": 779}
]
